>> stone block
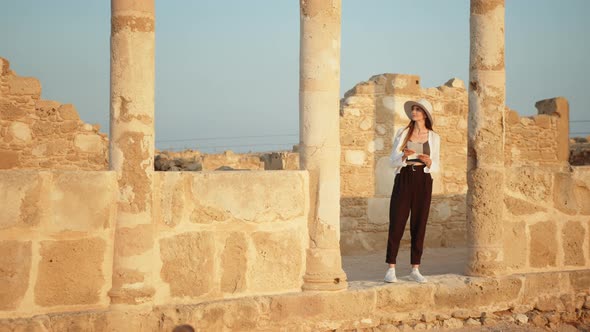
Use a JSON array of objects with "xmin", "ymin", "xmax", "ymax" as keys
[
  {"xmin": 115, "ymin": 224, "xmax": 154, "ymax": 257},
  {"xmin": 156, "ymin": 172, "xmax": 186, "ymax": 227},
  {"xmin": 504, "ymin": 195, "xmax": 546, "ymax": 216},
  {"xmin": 533, "ymin": 114, "xmax": 552, "ymax": 129},
  {"xmin": 553, "ymin": 173, "xmax": 578, "ymax": 215},
  {"xmin": 74, "ymin": 134, "xmax": 105, "ymax": 153},
  {"xmin": 503, "ymin": 222, "xmax": 527, "ymax": 269},
  {"xmin": 0, "ymin": 171, "xmax": 44, "ymax": 229},
  {"xmin": 0, "ymin": 241, "xmax": 32, "ymax": 310},
  {"xmin": 535, "ymin": 97, "xmax": 569, "ymax": 117},
  {"xmin": 10, "ymin": 122, "xmax": 31, "ymax": 142},
  {"xmin": 58, "ymin": 104, "xmax": 80, "ymax": 120},
  {"xmin": 506, "ymin": 110, "xmax": 520, "ymax": 125},
  {"xmin": 0, "ymin": 57, "xmax": 8, "ymax": 75},
  {"xmin": 377, "ymin": 283, "xmax": 435, "ymax": 311},
  {"xmin": 569, "ymin": 270, "xmax": 590, "ymax": 293},
  {"xmin": 433, "ymin": 276, "xmax": 522, "ymax": 309},
  {"xmin": 270, "ymin": 289, "xmax": 375, "ymax": 323},
  {"xmin": 522, "ymin": 273, "xmax": 568, "ymax": 302},
  {"xmin": 221, "ymin": 233, "xmax": 248, "ymax": 294},
  {"xmin": 505, "ymin": 168, "xmax": 552, "ymax": 202},
  {"xmin": 384, "ymin": 74, "xmax": 421, "ymax": 95},
  {"xmin": 529, "ymin": 221, "xmax": 557, "ymax": 268},
  {"xmin": 345, "ymin": 150, "xmax": 366, "ymax": 166},
  {"xmin": 7, "ymin": 75, "xmax": 41, "ymax": 97},
  {"xmin": 188, "ymin": 171, "xmax": 306, "ymax": 223},
  {"xmin": 35, "ymin": 238, "xmax": 106, "ymax": 306},
  {"xmin": 0, "ymin": 99, "xmax": 27, "ymax": 121},
  {"xmin": 160, "ymin": 232, "xmax": 215, "ymax": 298},
  {"xmin": 35, "ymin": 100, "xmax": 61, "ymax": 111},
  {"xmin": 0, "ymin": 150, "xmax": 19, "ymax": 169},
  {"xmin": 49, "ymin": 171, "xmax": 117, "ymax": 232},
  {"xmin": 444, "ymin": 78, "xmax": 465, "ymax": 89},
  {"xmin": 249, "ymin": 231, "xmax": 303, "ymax": 292},
  {"xmin": 563, "ymin": 220, "xmax": 585, "ymax": 266}
]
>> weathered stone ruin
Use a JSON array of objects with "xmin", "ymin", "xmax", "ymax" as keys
[
  {"xmin": 1, "ymin": 0, "xmax": 590, "ymax": 331},
  {"xmin": 0, "ymin": 58, "xmax": 108, "ymax": 170}
]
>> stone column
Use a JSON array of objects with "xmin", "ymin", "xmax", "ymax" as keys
[
  {"xmin": 108, "ymin": 0, "xmax": 156, "ymax": 305},
  {"xmin": 466, "ymin": 0, "xmax": 506, "ymax": 276},
  {"xmin": 299, "ymin": 0, "xmax": 348, "ymax": 291}
]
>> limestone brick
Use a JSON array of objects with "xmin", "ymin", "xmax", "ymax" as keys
[
  {"xmin": 187, "ymin": 171, "xmax": 306, "ymax": 223},
  {"xmin": 0, "ymin": 241, "xmax": 32, "ymax": 310},
  {"xmin": 49, "ymin": 171, "xmax": 117, "ymax": 232},
  {"xmin": 249, "ymin": 231, "xmax": 304, "ymax": 292},
  {"xmin": 553, "ymin": 173, "xmax": 578, "ymax": 215},
  {"xmin": 433, "ymin": 277, "xmax": 522, "ymax": 309},
  {"xmin": 220, "ymin": 233, "xmax": 248, "ymax": 294},
  {"xmin": 35, "ymin": 238, "xmax": 106, "ymax": 306},
  {"xmin": 529, "ymin": 221, "xmax": 558, "ymax": 268},
  {"xmin": 562, "ymin": 220, "xmax": 585, "ymax": 266},
  {"xmin": 159, "ymin": 232, "xmax": 215, "ymax": 298},
  {"xmin": 0, "ymin": 171, "xmax": 44, "ymax": 229},
  {"xmin": 7, "ymin": 75, "xmax": 41, "ymax": 98},
  {"xmin": 503, "ymin": 222, "xmax": 527, "ymax": 270}
]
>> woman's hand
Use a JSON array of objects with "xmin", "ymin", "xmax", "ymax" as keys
[
  {"xmin": 402, "ymin": 148, "xmax": 415, "ymax": 158},
  {"xmin": 418, "ymin": 154, "xmax": 432, "ymax": 167}
]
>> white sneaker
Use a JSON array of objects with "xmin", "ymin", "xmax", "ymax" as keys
[
  {"xmin": 384, "ymin": 268, "xmax": 397, "ymax": 283},
  {"xmin": 409, "ymin": 269, "xmax": 427, "ymax": 283}
]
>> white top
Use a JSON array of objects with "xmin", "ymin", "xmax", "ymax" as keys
[{"xmin": 388, "ymin": 127, "xmax": 441, "ymax": 174}]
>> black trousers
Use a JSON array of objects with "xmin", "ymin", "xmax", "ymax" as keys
[{"xmin": 386, "ymin": 165, "xmax": 433, "ymax": 265}]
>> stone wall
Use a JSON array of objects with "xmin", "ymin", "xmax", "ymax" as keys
[
  {"xmin": 0, "ymin": 58, "xmax": 108, "ymax": 170},
  {"xmin": 500, "ymin": 97, "xmax": 590, "ymax": 273},
  {"xmin": 0, "ymin": 169, "xmax": 309, "ymax": 320},
  {"xmin": 2, "ymin": 270, "xmax": 589, "ymax": 331},
  {"xmin": 155, "ymin": 150, "xmax": 299, "ymax": 171},
  {"xmin": 143, "ymin": 171, "xmax": 308, "ymax": 305},
  {"xmin": 0, "ymin": 170, "xmax": 117, "ymax": 319},
  {"xmin": 339, "ymin": 74, "xmax": 469, "ymax": 254},
  {"xmin": 503, "ymin": 166, "xmax": 590, "ymax": 273}
]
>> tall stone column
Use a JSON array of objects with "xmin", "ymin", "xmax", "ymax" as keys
[
  {"xmin": 466, "ymin": 0, "xmax": 506, "ymax": 276},
  {"xmin": 299, "ymin": 0, "xmax": 347, "ymax": 291},
  {"xmin": 108, "ymin": 0, "xmax": 156, "ymax": 305}
]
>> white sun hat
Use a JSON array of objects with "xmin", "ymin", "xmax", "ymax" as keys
[{"xmin": 403, "ymin": 98, "xmax": 434, "ymax": 125}]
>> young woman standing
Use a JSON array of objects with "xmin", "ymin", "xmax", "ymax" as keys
[{"xmin": 384, "ymin": 98, "xmax": 440, "ymax": 283}]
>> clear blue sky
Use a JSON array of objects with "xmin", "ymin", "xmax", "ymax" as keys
[{"xmin": 1, "ymin": 1, "xmax": 589, "ymax": 153}]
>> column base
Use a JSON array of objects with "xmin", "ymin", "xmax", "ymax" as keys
[
  {"xmin": 465, "ymin": 247, "xmax": 505, "ymax": 277},
  {"xmin": 302, "ymin": 248, "xmax": 348, "ymax": 291}
]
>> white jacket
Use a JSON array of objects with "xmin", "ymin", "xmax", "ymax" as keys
[{"xmin": 388, "ymin": 127, "xmax": 441, "ymax": 174}]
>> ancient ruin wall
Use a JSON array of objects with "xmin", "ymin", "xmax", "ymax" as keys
[
  {"xmin": 502, "ymin": 98, "xmax": 590, "ymax": 274},
  {"xmin": 151, "ymin": 171, "xmax": 309, "ymax": 305},
  {"xmin": 339, "ymin": 74, "xmax": 469, "ymax": 254},
  {"xmin": 0, "ymin": 58, "xmax": 108, "ymax": 170},
  {"xmin": 0, "ymin": 169, "xmax": 310, "ymax": 319},
  {"xmin": 0, "ymin": 170, "xmax": 117, "ymax": 319}
]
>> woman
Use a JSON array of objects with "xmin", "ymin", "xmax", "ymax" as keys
[{"xmin": 384, "ymin": 98, "xmax": 440, "ymax": 283}]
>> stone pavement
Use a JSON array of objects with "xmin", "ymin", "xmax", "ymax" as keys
[{"xmin": 343, "ymin": 247, "xmax": 468, "ymax": 282}]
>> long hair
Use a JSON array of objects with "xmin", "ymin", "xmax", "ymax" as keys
[{"xmin": 399, "ymin": 116, "xmax": 433, "ymax": 152}]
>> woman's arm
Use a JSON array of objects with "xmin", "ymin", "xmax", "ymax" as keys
[
  {"xmin": 389, "ymin": 128, "xmax": 408, "ymax": 168},
  {"xmin": 424, "ymin": 133, "xmax": 440, "ymax": 173}
]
